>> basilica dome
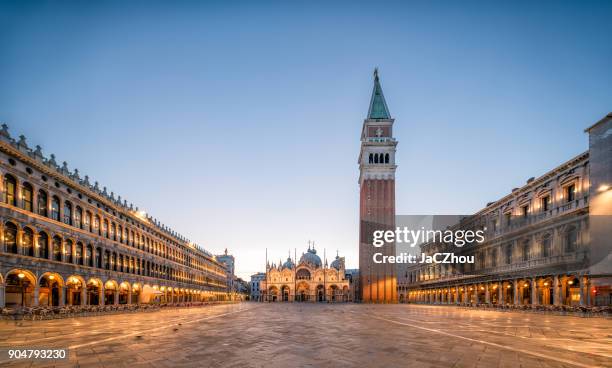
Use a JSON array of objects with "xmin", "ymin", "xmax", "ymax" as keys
[
  {"xmin": 299, "ymin": 247, "xmax": 322, "ymax": 268},
  {"xmin": 282, "ymin": 257, "xmax": 295, "ymax": 270},
  {"xmin": 330, "ymin": 255, "xmax": 343, "ymax": 270}
]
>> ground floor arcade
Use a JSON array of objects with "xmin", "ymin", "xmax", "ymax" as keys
[
  {"xmin": 401, "ymin": 275, "xmax": 611, "ymax": 307},
  {"xmin": 0, "ymin": 268, "xmax": 229, "ymax": 308}
]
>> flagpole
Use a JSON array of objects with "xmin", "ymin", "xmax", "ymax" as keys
[{"xmin": 265, "ymin": 247, "xmax": 268, "ymax": 303}]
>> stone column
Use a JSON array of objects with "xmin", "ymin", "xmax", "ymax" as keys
[
  {"xmin": 0, "ymin": 285, "xmax": 5, "ymax": 307},
  {"xmin": 579, "ymin": 276, "xmax": 585, "ymax": 306},
  {"xmin": 585, "ymin": 278, "xmax": 591, "ymax": 306},
  {"xmin": 463, "ymin": 286, "xmax": 468, "ymax": 305},
  {"xmin": 100, "ymin": 286, "xmax": 105, "ymax": 306},
  {"xmin": 513, "ymin": 280, "xmax": 519, "ymax": 305},
  {"xmin": 498, "ymin": 282, "xmax": 503, "ymax": 305},
  {"xmin": 447, "ymin": 287, "xmax": 452, "ymax": 304},
  {"xmin": 553, "ymin": 276, "xmax": 561, "ymax": 306},
  {"xmin": 33, "ymin": 286, "xmax": 40, "ymax": 306},
  {"xmin": 128, "ymin": 289, "xmax": 132, "ymax": 305},
  {"xmin": 114, "ymin": 290, "xmax": 119, "ymax": 305},
  {"xmin": 81, "ymin": 288, "xmax": 87, "ymax": 306},
  {"xmin": 0, "ymin": 223, "xmax": 4, "ymax": 253},
  {"xmin": 531, "ymin": 278, "xmax": 538, "ymax": 306},
  {"xmin": 59, "ymin": 286, "xmax": 65, "ymax": 306},
  {"xmin": 16, "ymin": 228, "xmax": 23, "ymax": 255},
  {"xmin": 485, "ymin": 283, "xmax": 491, "ymax": 304},
  {"xmin": 455, "ymin": 288, "xmax": 459, "ymax": 305}
]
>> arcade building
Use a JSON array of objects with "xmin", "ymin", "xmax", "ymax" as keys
[
  {"xmin": 0, "ymin": 125, "xmax": 229, "ymax": 308},
  {"xmin": 398, "ymin": 113, "xmax": 612, "ymax": 308}
]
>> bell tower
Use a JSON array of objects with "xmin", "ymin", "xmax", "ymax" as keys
[{"xmin": 358, "ymin": 69, "xmax": 398, "ymax": 303}]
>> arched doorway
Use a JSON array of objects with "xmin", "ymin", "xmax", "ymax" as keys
[
  {"xmin": 39, "ymin": 273, "xmax": 63, "ymax": 306},
  {"xmin": 316, "ymin": 285, "xmax": 325, "ymax": 302},
  {"xmin": 281, "ymin": 286, "xmax": 290, "ymax": 302},
  {"xmin": 131, "ymin": 283, "xmax": 141, "ymax": 304},
  {"xmin": 566, "ymin": 276, "xmax": 580, "ymax": 306},
  {"xmin": 5, "ymin": 270, "xmax": 35, "ymax": 307},
  {"xmin": 268, "ymin": 286, "xmax": 279, "ymax": 302},
  {"xmin": 86, "ymin": 279, "xmax": 101, "ymax": 305},
  {"xmin": 66, "ymin": 276, "xmax": 84, "ymax": 306},
  {"xmin": 296, "ymin": 281, "xmax": 309, "ymax": 302},
  {"xmin": 330, "ymin": 285, "xmax": 338, "ymax": 302},
  {"xmin": 104, "ymin": 280, "xmax": 118, "ymax": 305},
  {"xmin": 119, "ymin": 282, "xmax": 130, "ymax": 304}
]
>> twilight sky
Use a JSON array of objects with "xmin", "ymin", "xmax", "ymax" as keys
[{"xmin": 1, "ymin": 1, "xmax": 611, "ymax": 279}]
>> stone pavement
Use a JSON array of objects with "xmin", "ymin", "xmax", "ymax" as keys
[{"xmin": 0, "ymin": 303, "xmax": 610, "ymax": 368}]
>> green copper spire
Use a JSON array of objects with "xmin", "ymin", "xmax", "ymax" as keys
[{"xmin": 367, "ymin": 68, "xmax": 391, "ymax": 119}]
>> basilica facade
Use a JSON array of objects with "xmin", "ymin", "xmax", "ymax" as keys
[{"xmin": 260, "ymin": 246, "xmax": 351, "ymax": 302}]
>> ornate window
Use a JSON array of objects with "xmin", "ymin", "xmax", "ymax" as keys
[
  {"xmin": 86, "ymin": 244, "xmax": 93, "ymax": 267},
  {"xmin": 96, "ymin": 247, "xmax": 102, "ymax": 268},
  {"xmin": 521, "ymin": 240, "xmax": 530, "ymax": 261},
  {"xmin": 22, "ymin": 227, "xmax": 34, "ymax": 257},
  {"xmin": 385, "ymin": 153, "xmax": 389, "ymax": 164},
  {"xmin": 3, "ymin": 174, "xmax": 16, "ymax": 206},
  {"xmin": 103, "ymin": 219, "xmax": 108, "ymax": 238},
  {"xmin": 85, "ymin": 212, "xmax": 92, "ymax": 232},
  {"xmin": 505, "ymin": 244, "xmax": 512, "ymax": 264},
  {"xmin": 75, "ymin": 206, "xmax": 83, "ymax": 229},
  {"xmin": 566, "ymin": 184, "xmax": 576, "ymax": 202},
  {"xmin": 4, "ymin": 222, "xmax": 17, "ymax": 253},
  {"xmin": 104, "ymin": 250, "xmax": 110, "ymax": 270},
  {"xmin": 37, "ymin": 190, "xmax": 48, "ymax": 216},
  {"xmin": 65, "ymin": 239, "xmax": 73, "ymax": 263},
  {"xmin": 63, "ymin": 201, "xmax": 73, "ymax": 225},
  {"xmin": 51, "ymin": 196, "xmax": 60, "ymax": 221},
  {"xmin": 76, "ymin": 242, "xmax": 83, "ymax": 265},
  {"xmin": 565, "ymin": 227, "xmax": 577, "ymax": 253},
  {"xmin": 53, "ymin": 236, "xmax": 62, "ymax": 262},
  {"xmin": 296, "ymin": 269, "xmax": 311, "ymax": 280},
  {"xmin": 38, "ymin": 232, "xmax": 49, "ymax": 259},
  {"xmin": 94, "ymin": 215, "xmax": 101, "ymax": 235},
  {"xmin": 541, "ymin": 234, "xmax": 552, "ymax": 257},
  {"xmin": 21, "ymin": 182, "xmax": 33, "ymax": 212}
]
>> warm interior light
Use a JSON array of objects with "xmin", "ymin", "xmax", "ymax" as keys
[
  {"xmin": 493, "ymin": 285, "xmax": 498, "ymax": 290},
  {"xmin": 568, "ymin": 280, "xmax": 574, "ymax": 285},
  {"xmin": 507, "ymin": 285, "xmax": 511, "ymax": 289},
  {"xmin": 17, "ymin": 272, "xmax": 25, "ymax": 279},
  {"xmin": 48, "ymin": 275, "xmax": 55, "ymax": 280},
  {"xmin": 480, "ymin": 286, "xmax": 484, "ymax": 290},
  {"xmin": 544, "ymin": 282, "xmax": 548, "ymax": 286},
  {"xmin": 598, "ymin": 184, "xmax": 610, "ymax": 192},
  {"xmin": 523, "ymin": 283, "xmax": 529, "ymax": 288}
]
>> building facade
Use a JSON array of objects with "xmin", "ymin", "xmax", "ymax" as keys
[
  {"xmin": 261, "ymin": 246, "xmax": 351, "ymax": 302},
  {"xmin": 358, "ymin": 69, "xmax": 398, "ymax": 303},
  {"xmin": 250, "ymin": 272, "xmax": 265, "ymax": 302},
  {"xmin": 0, "ymin": 125, "xmax": 229, "ymax": 308},
  {"xmin": 216, "ymin": 249, "xmax": 235, "ymax": 295},
  {"xmin": 399, "ymin": 114, "xmax": 612, "ymax": 307}
]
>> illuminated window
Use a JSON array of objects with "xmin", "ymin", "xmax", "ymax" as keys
[
  {"xmin": 51, "ymin": 196, "xmax": 60, "ymax": 221},
  {"xmin": 37, "ymin": 190, "xmax": 48, "ymax": 216},
  {"xmin": 21, "ymin": 183, "xmax": 33, "ymax": 212},
  {"xmin": 63, "ymin": 201, "xmax": 72, "ymax": 225},
  {"xmin": 566, "ymin": 184, "xmax": 575, "ymax": 202},
  {"xmin": 3, "ymin": 174, "xmax": 16, "ymax": 206}
]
